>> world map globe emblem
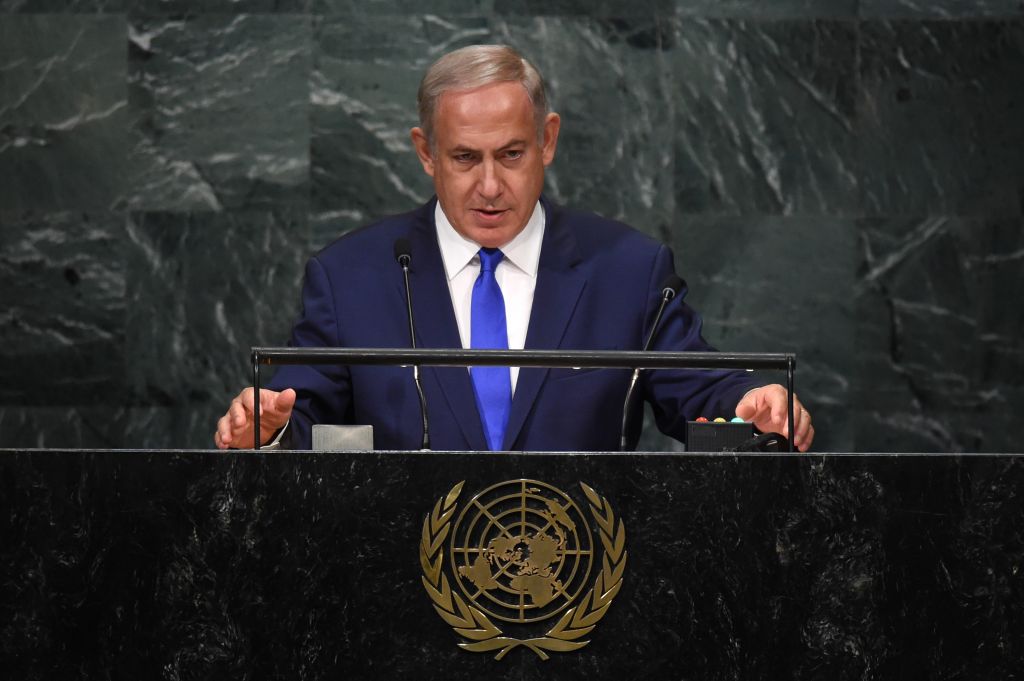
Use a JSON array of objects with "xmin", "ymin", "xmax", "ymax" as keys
[{"xmin": 449, "ymin": 479, "xmax": 594, "ymax": 624}]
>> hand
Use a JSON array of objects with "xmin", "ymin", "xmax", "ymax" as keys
[
  {"xmin": 735, "ymin": 385, "xmax": 814, "ymax": 452},
  {"xmin": 214, "ymin": 387, "xmax": 296, "ymax": 449}
]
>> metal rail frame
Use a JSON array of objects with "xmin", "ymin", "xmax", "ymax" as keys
[{"xmin": 250, "ymin": 347, "xmax": 796, "ymax": 452}]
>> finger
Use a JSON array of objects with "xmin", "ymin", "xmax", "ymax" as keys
[
  {"xmin": 751, "ymin": 389, "xmax": 786, "ymax": 436},
  {"xmin": 229, "ymin": 398, "xmax": 249, "ymax": 429},
  {"xmin": 239, "ymin": 387, "xmax": 256, "ymax": 413},
  {"xmin": 736, "ymin": 388, "xmax": 770, "ymax": 421},
  {"xmin": 770, "ymin": 390, "xmax": 789, "ymax": 431},
  {"xmin": 230, "ymin": 391, "xmax": 259, "ymax": 440},
  {"xmin": 215, "ymin": 415, "xmax": 232, "ymax": 449},
  {"xmin": 797, "ymin": 423, "xmax": 815, "ymax": 452},
  {"xmin": 796, "ymin": 407, "xmax": 812, "ymax": 442},
  {"xmin": 771, "ymin": 391, "xmax": 808, "ymax": 441}
]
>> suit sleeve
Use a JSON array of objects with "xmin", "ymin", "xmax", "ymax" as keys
[
  {"xmin": 267, "ymin": 255, "xmax": 353, "ymax": 449},
  {"xmin": 640, "ymin": 244, "xmax": 767, "ymax": 439}
]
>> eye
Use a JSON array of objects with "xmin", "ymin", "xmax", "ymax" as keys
[
  {"xmin": 504, "ymin": 149, "xmax": 524, "ymax": 160},
  {"xmin": 453, "ymin": 152, "xmax": 475, "ymax": 163}
]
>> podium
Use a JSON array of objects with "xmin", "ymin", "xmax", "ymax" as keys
[{"xmin": 2, "ymin": 448, "xmax": 1023, "ymax": 679}]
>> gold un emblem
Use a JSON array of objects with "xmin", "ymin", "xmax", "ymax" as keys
[{"xmin": 419, "ymin": 479, "xmax": 627, "ymax": 660}]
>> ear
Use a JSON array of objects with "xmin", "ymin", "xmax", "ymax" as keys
[
  {"xmin": 410, "ymin": 127, "xmax": 435, "ymax": 177},
  {"xmin": 540, "ymin": 112, "xmax": 561, "ymax": 167}
]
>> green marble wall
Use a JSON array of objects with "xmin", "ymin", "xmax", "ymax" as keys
[{"xmin": 1, "ymin": 2, "xmax": 1022, "ymax": 452}]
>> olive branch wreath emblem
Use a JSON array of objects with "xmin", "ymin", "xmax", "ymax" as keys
[{"xmin": 419, "ymin": 480, "xmax": 627, "ymax": 660}]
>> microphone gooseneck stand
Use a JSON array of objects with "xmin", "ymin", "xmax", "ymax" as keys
[
  {"xmin": 394, "ymin": 239, "xmax": 431, "ymax": 451},
  {"xmin": 619, "ymin": 275, "xmax": 684, "ymax": 451}
]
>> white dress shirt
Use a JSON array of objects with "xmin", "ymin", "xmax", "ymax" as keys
[{"xmin": 434, "ymin": 200, "xmax": 545, "ymax": 393}]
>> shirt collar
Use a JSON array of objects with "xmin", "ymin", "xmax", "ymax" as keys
[{"xmin": 434, "ymin": 200, "xmax": 545, "ymax": 280}]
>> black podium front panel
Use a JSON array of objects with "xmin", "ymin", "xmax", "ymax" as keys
[{"xmin": 2, "ymin": 450, "xmax": 1022, "ymax": 680}]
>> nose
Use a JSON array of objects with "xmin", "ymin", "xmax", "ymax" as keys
[{"xmin": 477, "ymin": 159, "xmax": 502, "ymax": 203}]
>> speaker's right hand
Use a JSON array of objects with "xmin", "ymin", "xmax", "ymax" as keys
[{"xmin": 214, "ymin": 387, "xmax": 296, "ymax": 449}]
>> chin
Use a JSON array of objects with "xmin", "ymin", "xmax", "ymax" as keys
[
  {"xmin": 473, "ymin": 235, "xmax": 507, "ymax": 249},
  {"xmin": 466, "ymin": 225, "xmax": 509, "ymax": 246}
]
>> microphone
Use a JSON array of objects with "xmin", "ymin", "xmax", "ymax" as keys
[
  {"xmin": 394, "ymin": 238, "xmax": 430, "ymax": 450},
  {"xmin": 619, "ymin": 274, "xmax": 685, "ymax": 451}
]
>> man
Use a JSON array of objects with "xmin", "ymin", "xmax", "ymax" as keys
[{"xmin": 215, "ymin": 45, "xmax": 814, "ymax": 452}]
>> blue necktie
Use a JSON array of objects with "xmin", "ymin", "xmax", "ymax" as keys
[{"xmin": 471, "ymin": 248, "xmax": 512, "ymax": 451}]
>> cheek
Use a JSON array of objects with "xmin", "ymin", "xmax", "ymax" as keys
[
  {"xmin": 434, "ymin": 168, "xmax": 461, "ymax": 196},
  {"xmin": 519, "ymin": 165, "xmax": 545, "ymax": 196},
  {"xmin": 452, "ymin": 174, "xmax": 479, "ymax": 198}
]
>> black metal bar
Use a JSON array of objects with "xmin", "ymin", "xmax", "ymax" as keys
[
  {"xmin": 252, "ymin": 349, "xmax": 261, "ymax": 451},
  {"xmin": 250, "ymin": 347, "xmax": 792, "ymax": 371},
  {"xmin": 786, "ymin": 356, "xmax": 795, "ymax": 453},
  {"xmin": 248, "ymin": 347, "xmax": 797, "ymax": 451}
]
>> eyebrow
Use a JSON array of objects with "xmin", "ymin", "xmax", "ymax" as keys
[{"xmin": 450, "ymin": 139, "xmax": 528, "ymax": 153}]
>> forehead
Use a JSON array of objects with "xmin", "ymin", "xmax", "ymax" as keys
[{"xmin": 433, "ymin": 81, "xmax": 537, "ymax": 148}]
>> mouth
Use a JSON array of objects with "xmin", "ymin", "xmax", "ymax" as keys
[{"xmin": 472, "ymin": 208, "xmax": 508, "ymax": 222}]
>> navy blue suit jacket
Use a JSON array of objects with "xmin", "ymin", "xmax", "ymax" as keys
[{"xmin": 270, "ymin": 197, "xmax": 760, "ymax": 451}]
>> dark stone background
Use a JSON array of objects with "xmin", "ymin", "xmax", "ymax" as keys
[{"xmin": 2, "ymin": 2, "xmax": 1022, "ymax": 452}]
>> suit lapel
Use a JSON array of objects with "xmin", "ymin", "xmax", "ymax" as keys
[
  {"xmin": 405, "ymin": 203, "xmax": 488, "ymax": 451},
  {"xmin": 503, "ymin": 199, "xmax": 586, "ymax": 450}
]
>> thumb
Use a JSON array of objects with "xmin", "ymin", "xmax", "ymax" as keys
[
  {"xmin": 255, "ymin": 388, "xmax": 295, "ymax": 431},
  {"xmin": 275, "ymin": 388, "xmax": 296, "ymax": 412}
]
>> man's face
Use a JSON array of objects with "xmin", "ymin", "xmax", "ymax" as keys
[{"xmin": 411, "ymin": 81, "xmax": 560, "ymax": 249}]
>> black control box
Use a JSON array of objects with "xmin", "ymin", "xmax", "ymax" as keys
[{"xmin": 685, "ymin": 421, "xmax": 755, "ymax": 452}]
